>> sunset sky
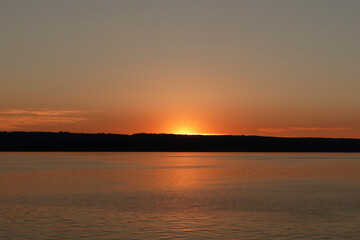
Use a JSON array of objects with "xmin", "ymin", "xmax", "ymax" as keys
[{"xmin": 1, "ymin": 0, "xmax": 360, "ymax": 137}]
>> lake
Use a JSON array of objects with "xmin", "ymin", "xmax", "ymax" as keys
[{"xmin": 0, "ymin": 152, "xmax": 359, "ymax": 239}]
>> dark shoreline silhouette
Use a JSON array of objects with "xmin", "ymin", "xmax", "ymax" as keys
[{"xmin": 1, "ymin": 131, "xmax": 360, "ymax": 152}]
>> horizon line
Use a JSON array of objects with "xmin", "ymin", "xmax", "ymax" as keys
[{"xmin": 1, "ymin": 131, "xmax": 359, "ymax": 140}]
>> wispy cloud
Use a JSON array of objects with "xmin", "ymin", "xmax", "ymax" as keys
[
  {"xmin": 0, "ymin": 109, "xmax": 91, "ymax": 130},
  {"xmin": 258, "ymin": 127, "xmax": 349, "ymax": 133},
  {"xmin": 0, "ymin": 122, "xmax": 18, "ymax": 130},
  {"xmin": 0, "ymin": 109, "xmax": 88, "ymax": 116}
]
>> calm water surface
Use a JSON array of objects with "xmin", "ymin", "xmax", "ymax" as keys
[{"xmin": 0, "ymin": 152, "xmax": 359, "ymax": 239}]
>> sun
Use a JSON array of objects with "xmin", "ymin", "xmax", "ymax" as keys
[
  {"xmin": 169, "ymin": 122, "xmax": 218, "ymax": 135},
  {"xmin": 173, "ymin": 128, "xmax": 198, "ymax": 135},
  {"xmin": 171, "ymin": 127, "xmax": 215, "ymax": 135}
]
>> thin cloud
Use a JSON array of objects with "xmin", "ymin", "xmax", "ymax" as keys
[
  {"xmin": 0, "ymin": 109, "xmax": 88, "ymax": 116},
  {"xmin": 0, "ymin": 109, "xmax": 92, "ymax": 130},
  {"xmin": 0, "ymin": 122, "xmax": 18, "ymax": 130},
  {"xmin": 258, "ymin": 127, "xmax": 349, "ymax": 133}
]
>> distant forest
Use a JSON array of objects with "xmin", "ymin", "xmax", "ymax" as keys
[{"xmin": 1, "ymin": 132, "xmax": 360, "ymax": 152}]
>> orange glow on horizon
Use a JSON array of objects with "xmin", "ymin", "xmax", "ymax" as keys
[
  {"xmin": 170, "ymin": 127, "xmax": 218, "ymax": 136},
  {"xmin": 173, "ymin": 129, "xmax": 198, "ymax": 135}
]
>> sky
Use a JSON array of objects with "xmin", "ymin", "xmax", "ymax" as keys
[{"xmin": 1, "ymin": 0, "xmax": 360, "ymax": 137}]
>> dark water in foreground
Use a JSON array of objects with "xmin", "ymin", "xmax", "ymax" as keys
[{"xmin": 0, "ymin": 152, "xmax": 359, "ymax": 239}]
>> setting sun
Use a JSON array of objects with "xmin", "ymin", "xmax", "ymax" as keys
[
  {"xmin": 172, "ymin": 127, "xmax": 198, "ymax": 135},
  {"xmin": 171, "ymin": 127, "xmax": 216, "ymax": 135}
]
